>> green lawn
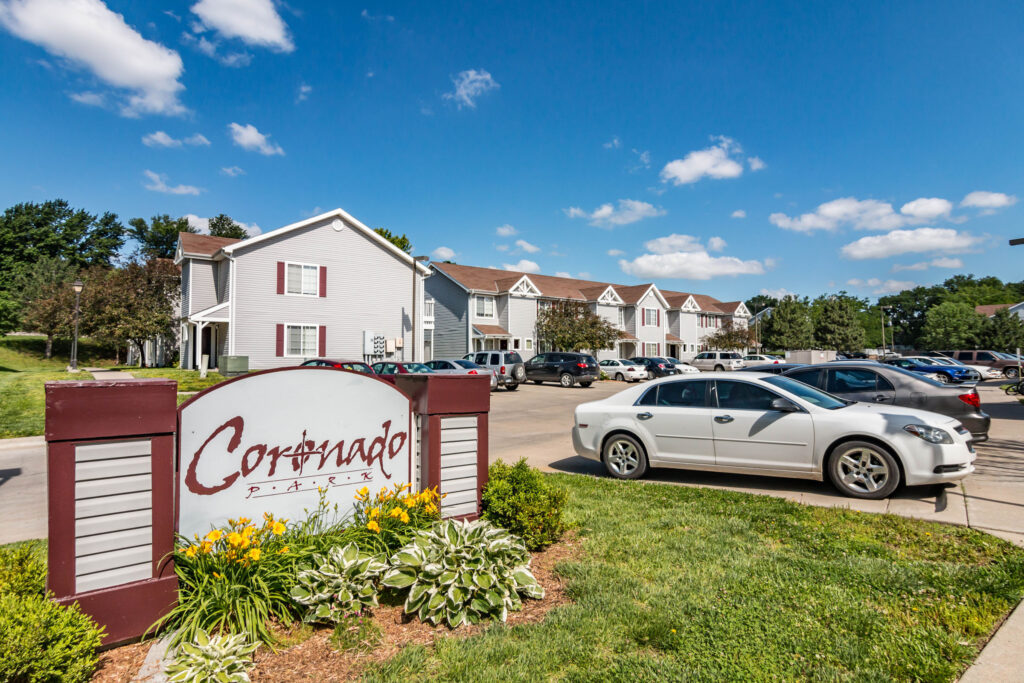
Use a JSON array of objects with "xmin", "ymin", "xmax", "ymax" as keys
[
  {"xmin": 369, "ymin": 474, "xmax": 1024, "ymax": 682},
  {"xmin": 127, "ymin": 367, "xmax": 231, "ymax": 393},
  {"xmin": 0, "ymin": 335, "xmax": 116, "ymax": 372}
]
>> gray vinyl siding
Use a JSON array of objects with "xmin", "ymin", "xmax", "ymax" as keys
[
  {"xmin": 624, "ymin": 307, "xmax": 636, "ymax": 336},
  {"xmin": 595, "ymin": 303, "xmax": 618, "ymax": 326},
  {"xmin": 667, "ymin": 310, "xmax": 681, "ymax": 337},
  {"xmin": 215, "ymin": 261, "xmax": 230, "ymax": 304},
  {"xmin": 189, "ymin": 260, "xmax": 218, "ymax": 314},
  {"xmin": 497, "ymin": 294, "xmax": 509, "ymax": 330},
  {"xmin": 427, "ymin": 271, "xmax": 470, "ymax": 358},
  {"xmin": 231, "ymin": 218, "xmax": 419, "ymax": 369},
  {"xmin": 636, "ymin": 291, "xmax": 665, "ymax": 352},
  {"xmin": 507, "ymin": 297, "xmax": 538, "ymax": 358},
  {"xmin": 181, "ymin": 261, "xmax": 191, "ymax": 316}
]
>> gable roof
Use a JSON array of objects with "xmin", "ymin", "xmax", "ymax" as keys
[
  {"xmin": 178, "ymin": 233, "xmax": 241, "ymax": 258},
  {"xmin": 975, "ymin": 303, "xmax": 1014, "ymax": 317},
  {"xmin": 717, "ymin": 301, "xmax": 750, "ymax": 316}
]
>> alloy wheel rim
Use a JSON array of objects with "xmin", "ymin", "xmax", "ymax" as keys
[
  {"xmin": 837, "ymin": 448, "xmax": 889, "ymax": 493},
  {"xmin": 561, "ymin": 374, "xmax": 572, "ymax": 387},
  {"xmin": 608, "ymin": 440, "xmax": 639, "ymax": 475}
]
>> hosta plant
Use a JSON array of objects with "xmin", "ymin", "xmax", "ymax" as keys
[
  {"xmin": 380, "ymin": 519, "xmax": 544, "ymax": 628},
  {"xmin": 290, "ymin": 543, "xmax": 388, "ymax": 623},
  {"xmin": 164, "ymin": 630, "xmax": 258, "ymax": 683}
]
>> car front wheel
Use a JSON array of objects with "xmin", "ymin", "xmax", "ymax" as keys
[
  {"xmin": 935, "ymin": 373, "xmax": 950, "ymax": 383},
  {"xmin": 828, "ymin": 441, "xmax": 900, "ymax": 499},
  {"xmin": 602, "ymin": 433, "xmax": 648, "ymax": 480},
  {"xmin": 559, "ymin": 372, "xmax": 575, "ymax": 388},
  {"xmin": 714, "ymin": 364, "xmax": 724, "ymax": 371}
]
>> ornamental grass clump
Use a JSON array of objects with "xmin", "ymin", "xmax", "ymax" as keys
[
  {"xmin": 381, "ymin": 519, "xmax": 544, "ymax": 628},
  {"xmin": 290, "ymin": 543, "xmax": 388, "ymax": 624},
  {"xmin": 164, "ymin": 630, "xmax": 258, "ymax": 683}
]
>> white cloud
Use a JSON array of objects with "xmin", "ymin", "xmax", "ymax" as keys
[
  {"xmin": 707, "ymin": 236, "xmax": 727, "ymax": 252},
  {"xmin": 846, "ymin": 278, "xmax": 916, "ymax": 295},
  {"xmin": 892, "ymin": 256, "xmax": 964, "ymax": 272},
  {"xmin": 69, "ymin": 90, "xmax": 105, "ymax": 107},
  {"xmin": 630, "ymin": 149, "xmax": 651, "ymax": 171},
  {"xmin": 190, "ymin": 0, "xmax": 293, "ymax": 52},
  {"xmin": 577, "ymin": 271, "xmax": 591, "ymax": 279},
  {"xmin": 603, "ymin": 136, "xmax": 621, "ymax": 149},
  {"xmin": 431, "ymin": 246, "xmax": 455, "ymax": 261},
  {"xmin": 644, "ymin": 234, "xmax": 704, "ymax": 254},
  {"xmin": 220, "ymin": 165, "xmax": 244, "ymax": 176},
  {"xmin": 961, "ymin": 191, "xmax": 1018, "ymax": 210},
  {"xmin": 900, "ymin": 197, "xmax": 952, "ymax": 220},
  {"xmin": 620, "ymin": 233, "xmax": 767, "ymax": 280},
  {"xmin": 660, "ymin": 136, "xmax": 747, "ymax": 186},
  {"xmin": 443, "ymin": 69, "xmax": 499, "ymax": 109},
  {"xmin": 495, "ymin": 224, "xmax": 517, "ymax": 237},
  {"xmin": 502, "ymin": 259, "xmax": 540, "ymax": 273},
  {"xmin": 554, "ymin": 271, "xmax": 571, "ymax": 278},
  {"xmin": 515, "ymin": 239, "xmax": 540, "ymax": 254},
  {"xmin": 607, "ymin": 248, "xmax": 624, "ymax": 257},
  {"xmin": 841, "ymin": 228, "xmax": 983, "ymax": 260},
  {"xmin": 731, "ymin": 209, "xmax": 746, "ymax": 219},
  {"xmin": 620, "ymin": 251, "xmax": 765, "ymax": 280},
  {"xmin": 360, "ymin": 9, "xmax": 394, "ymax": 22},
  {"xmin": 228, "ymin": 122, "xmax": 284, "ymax": 155},
  {"xmin": 771, "ymin": 197, "xmax": 909, "ymax": 232},
  {"xmin": 564, "ymin": 198, "xmax": 666, "ymax": 228},
  {"xmin": 759, "ymin": 287, "xmax": 792, "ymax": 299},
  {"xmin": 296, "ymin": 82, "xmax": 312, "ymax": 102},
  {"xmin": 748, "ymin": 156, "xmax": 766, "ymax": 171},
  {"xmin": 186, "ymin": 213, "xmax": 260, "ymax": 235},
  {"xmin": 180, "ymin": 30, "xmax": 251, "ymax": 67},
  {"xmin": 0, "ymin": 0, "xmax": 185, "ymax": 116},
  {"xmin": 142, "ymin": 130, "xmax": 209, "ymax": 147},
  {"xmin": 143, "ymin": 169, "xmax": 201, "ymax": 195},
  {"xmin": 495, "ymin": 244, "xmax": 509, "ymax": 252}
]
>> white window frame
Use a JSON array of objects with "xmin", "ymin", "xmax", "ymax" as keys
[
  {"xmin": 617, "ymin": 307, "xmax": 625, "ymax": 329},
  {"xmin": 644, "ymin": 342, "xmax": 659, "ymax": 356},
  {"xmin": 538, "ymin": 300, "xmax": 554, "ymax": 313},
  {"xmin": 285, "ymin": 261, "xmax": 319, "ymax": 297},
  {"xmin": 284, "ymin": 323, "xmax": 319, "ymax": 357},
  {"xmin": 643, "ymin": 308, "xmax": 658, "ymax": 326},
  {"xmin": 475, "ymin": 295, "xmax": 496, "ymax": 318},
  {"xmin": 525, "ymin": 338, "xmax": 533, "ymax": 350}
]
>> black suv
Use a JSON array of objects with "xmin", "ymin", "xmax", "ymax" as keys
[
  {"xmin": 524, "ymin": 352, "xmax": 600, "ymax": 387},
  {"xmin": 629, "ymin": 356, "xmax": 681, "ymax": 378}
]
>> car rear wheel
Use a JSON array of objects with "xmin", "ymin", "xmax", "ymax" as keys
[
  {"xmin": 580, "ymin": 381, "xmax": 593, "ymax": 387},
  {"xmin": 532, "ymin": 379, "xmax": 543, "ymax": 385},
  {"xmin": 559, "ymin": 372, "xmax": 575, "ymax": 388},
  {"xmin": 1005, "ymin": 367, "xmax": 1020, "ymax": 379},
  {"xmin": 615, "ymin": 372, "xmax": 625, "ymax": 381},
  {"xmin": 505, "ymin": 383, "xmax": 518, "ymax": 391},
  {"xmin": 602, "ymin": 433, "xmax": 648, "ymax": 480},
  {"xmin": 828, "ymin": 441, "xmax": 900, "ymax": 499}
]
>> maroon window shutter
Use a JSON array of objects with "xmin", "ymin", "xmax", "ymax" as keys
[
  {"xmin": 276, "ymin": 262, "xmax": 285, "ymax": 295},
  {"xmin": 657, "ymin": 309, "xmax": 661, "ymax": 326},
  {"xmin": 319, "ymin": 266, "xmax": 327, "ymax": 297},
  {"xmin": 276, "ymin": 324, "xmax": 284, "ymax": 356},
  {"xmin": 318, "ymin": 326, "xmax": 326, "ymax": 356}
]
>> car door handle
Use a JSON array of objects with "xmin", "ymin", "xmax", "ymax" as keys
[
  {"xmin": 636, "ymin": 412, "xmax": 653, "ymax": 420},
  {"xmin": 874, "ymin": 395, "xmax": 888, "ymax": 402},
  {"xmin": 714, "ymin": 415, "xmax": 734, "ymax": 424}
]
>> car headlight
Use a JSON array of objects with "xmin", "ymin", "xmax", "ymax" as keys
[{"xmin": 903, "ymin": 424, "xmax": 953, "ymax": 444}]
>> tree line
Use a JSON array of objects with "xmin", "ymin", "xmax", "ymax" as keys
[
  {"xmin": 745, "ymin": 275, "xmax": 1024, "ymax": 353},
  {"xmin": 0, "ymin": 199, "xmax": 250, "ymax": 364}
]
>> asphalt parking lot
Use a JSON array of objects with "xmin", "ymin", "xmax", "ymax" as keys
[{"xmin": 489, "ymin": 378, "xmax": 1024, "ymax": 547}]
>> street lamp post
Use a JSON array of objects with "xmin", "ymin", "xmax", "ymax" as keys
[
  {"xmin": 411, "ymin": 256, "xmax": 429, "ymax": 362},
  {"xmin": 70, "ymin": 279, "xmax": 84, "ymax": 372},
  {"xmin": 879, "ymin": 304, "xmax": 892, "ymax": 358}
]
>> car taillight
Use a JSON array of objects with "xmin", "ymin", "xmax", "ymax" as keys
[
  {"xmin": 958, "ymin": 393, "xmax": 981, "ymax": 409},
  {"xmin": 658, "ymin": 364, "xmax": 665, "ymax": 368},
  {"xmin": 468, "ymin": 370, "xmax": 478, "ymax": 374},
  {"xmin": 332, "ymin": 363, "xmax": 341, "ymax": 369},
  {"xmin": 500, "ymin": 365, "xmax": 506, "ymax": 374},
  {"xmin": 576, "ymin": 362, "xmax": 587, "ymax": 368}
]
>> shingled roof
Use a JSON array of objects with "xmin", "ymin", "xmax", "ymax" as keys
[
  {"xmin": 178, "ymin": 233, "xmax": 241, "ymax": 257},
  {"xmin": 975, "ymin": 303, "xmax": 1014, "ymax": 317}
]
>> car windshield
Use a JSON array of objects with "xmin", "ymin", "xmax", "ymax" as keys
[
  {"xmin": 996, "ymin": 351, "xmax": 1020, "ymax": 360},
  {"xmin": 620, "ymin": 359, "xmax": 638, "ymax": 366},
  {"xmin": 343, "ymin": 364, "xmax": 372, "ymax": 374},
  {"xmin": 666, "ymin": 357, "xmax": 682, "ymax": 364},
  {"xmin": 401, "ymin": 363, "xmax": 433, "ymax": 373},
  {"xmin": 921, "ymin": 356, "xmax": 953, "ymax": 366},
  {"xmin": 506, "ymin": 352, "xmax": 523, "ymax": 363},
  {"xmin": 898, "ymin": 358, "xmax": 927, "ymax": 367},
  {"xmin": 763, "ymin": 376, "xmax": 850, "ymax": 409},
  {"xmin": 454, "ymin": 360, "xmax": 481, "ymax": 369}
]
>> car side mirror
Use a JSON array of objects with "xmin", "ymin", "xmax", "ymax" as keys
[{"xmin": 770, "ymin": 397, "xmax": 799, "ymax": 412}]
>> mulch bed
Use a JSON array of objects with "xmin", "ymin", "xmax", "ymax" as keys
[{"xmin": 90, "ymin": 533, "xmax": 582, "ymax": 682}]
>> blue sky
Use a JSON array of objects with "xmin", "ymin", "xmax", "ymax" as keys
[{"xmin": 1, "ymin": 1, "xmax": 1022, "ymax": 302}]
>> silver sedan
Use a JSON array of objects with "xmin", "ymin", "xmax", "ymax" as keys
[{"xmin": 425, "ymin": 359, "xmax": 498, "ymax": 389}]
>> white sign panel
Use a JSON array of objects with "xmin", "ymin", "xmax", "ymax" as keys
[{"xmin": 178, "ymin": 369, "xmax": 411, "ymax": 539}]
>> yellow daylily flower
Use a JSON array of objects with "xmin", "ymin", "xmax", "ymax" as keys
[
  {"xmin": 205, "ymin": 529, "xmax": 223, "ymax": 542},
  {"xmin": 366, "ymin": 520, "xmax": 381, "ymax": 533},
  {"xmin": 271, "ymin": 521, "xmax": 286, "ymax": 535}
]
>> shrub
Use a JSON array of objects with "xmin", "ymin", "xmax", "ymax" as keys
[
  {"xmin": 0, "ymin": 540, "xmax": 46, "ymax": 597},
  {"xmin": 290, "ymin": 543, "xmax": 387, "ymax": 624},
  {"xmin": 380, "ymin": 519, "xmax": 544, "ymax": 628},
  {"xmin": 0, "ymin": 592, "xmax": 105, "ymax": 683},
  {"xmin": 482, "ymin": 459, "xmax": 568, "ymax": 550},
  {"xmin": 164, "ymin": 630, "xmax": 258, "ymax": 683}
]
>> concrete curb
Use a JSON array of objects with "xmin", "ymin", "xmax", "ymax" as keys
[
  {"xmin": 0, "ymin": 435, "xmax": 45, "ymax": 450},
  {"xmin": 959, "ymin": 599, "xmax": 1024, "ymax": 682}
]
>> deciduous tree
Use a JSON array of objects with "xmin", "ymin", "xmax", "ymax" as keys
[
  {"xmin": 918, "ymin": 302, "xmax": 984, "ymax": 350},
  {"xmin": 981, "ymin": 308, "xmax": 1024, "ymax": 352},
  {"xmin": 208, "ymin": 214, "xmax": 249, "ymax": 239},
  {"xmin": 535, "ymin": 302, "xmax": 619, "ymax": 355},
  {"xmin": 128, "ymin": 214, "xmax": 195, "ymax": 259},
  {"xmin": 706, "ymin": 320, "xmax": 754, "ymax": 350}
]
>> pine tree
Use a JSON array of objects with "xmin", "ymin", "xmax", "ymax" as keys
[
  {"xmin": 814, "ymin": 296, "xmax": 866, "ymax": 352},
  {"xmin": 981, "ymin": 308, "xmax": 1024, "ymax": 351},
  {"xmin": 762, "ymin": 296, "xmax": 813, "ymax": 350}
]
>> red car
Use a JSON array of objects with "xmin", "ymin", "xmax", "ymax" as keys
[{"xmin": 300, "ymin": 358, "xmax": 375, "ymax": 374}]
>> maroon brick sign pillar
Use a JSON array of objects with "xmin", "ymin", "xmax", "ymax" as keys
[
  {"xmin": 394, "ymin": 374, "xmax": 491, "ymax": 519},
  {"xmin": 45, "ymin": 379, "xmax": 179, "ymax": 646}
]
